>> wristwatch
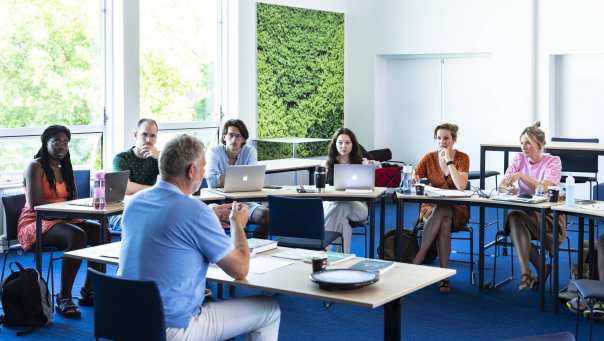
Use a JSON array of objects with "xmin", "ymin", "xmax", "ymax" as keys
[{"xmin": 446, "ymin": 160, "xmax": 454, "ymax": 166}]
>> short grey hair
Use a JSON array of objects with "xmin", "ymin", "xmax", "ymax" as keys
[{"xmin": 160, "ymin": 134, "xmax": 205, "ymax": 179}]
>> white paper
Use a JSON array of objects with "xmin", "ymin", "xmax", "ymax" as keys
[
  {"xmin": 271, "ymin": 248, "xmax": 320, "ymax": 260},
  {"xmin": 208, "ymin": 256, "xmax": 294, "ymax": 280},
  {"xmin": 249, "ymin": 256, "xmax": 294, "ymax": 274}
]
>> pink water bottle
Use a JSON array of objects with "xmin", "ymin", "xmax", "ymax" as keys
[{"xmin": 93, "ymin": 171, "xmax": 106, "ymax": 210}]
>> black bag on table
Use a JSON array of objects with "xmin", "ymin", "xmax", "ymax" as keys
[{"xmin": 0, "ymin": 262, "xmax": 52, "ymax": 335}]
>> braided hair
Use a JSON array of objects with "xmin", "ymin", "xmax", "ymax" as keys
[{"xmin": 35, "ymin": 125, "xmax": 76, "ymax": 200}]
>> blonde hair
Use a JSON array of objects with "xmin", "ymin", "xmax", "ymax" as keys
[
  {"xmin": 160, "ymin": 134, "xmax": 205, "ymax": 179},
  {"xmin": 520, "ymin": 121, "xmax": 546, "ymax": 150},
  {"xmin": 433, "ymin": 122, "xmax": 459, "ymax": 141}
]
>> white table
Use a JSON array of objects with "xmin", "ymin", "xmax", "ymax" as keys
[{"xmin": 64, "ymin": 242, "xmax": 455, "ymax": 340}]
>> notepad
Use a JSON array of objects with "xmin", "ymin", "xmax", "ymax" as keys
[
  {"xmin": 247, "ymin": 238, "xmax": 278, "ymax": 256},
  {"xmin": 348, "ymin": 259, "xmax": 394, "ymax": 275},
  {"xmin": 424, "ymin": 186, "xmax": 473, "ymax": 198}
]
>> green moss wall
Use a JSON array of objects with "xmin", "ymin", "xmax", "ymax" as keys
[{"xmin": 256, "ymin": 3, "xmax": 344, "ymax": 160}]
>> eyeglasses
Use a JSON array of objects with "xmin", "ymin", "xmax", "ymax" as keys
[{"xmin": 226, "ymin": 132, "xmax": 243, "ymax": 139}]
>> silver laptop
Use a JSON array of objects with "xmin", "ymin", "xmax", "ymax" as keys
[
  {"xmin": 218, "ymin": 165, "xmax": 266, "ymax": 193},
  {"xmin": 333, "ymin": 164, "xmax": 376, "ymax": 191},
  {"xmin": 69, "ymin": 170, "xmax": 130, "ymax": 206}
]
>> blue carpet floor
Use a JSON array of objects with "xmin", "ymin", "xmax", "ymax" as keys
[{"xmin": 1, "ymin": 202, "xmax": 603, "ymax": 340}]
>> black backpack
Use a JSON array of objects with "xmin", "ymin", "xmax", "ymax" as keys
[
  {"xmin": 378, "ymin": 230, "xmax": 419, "ymax": 262},
  {"xmin": 0, "ymin": 262, "xmax": 52, "ymax": 334}
]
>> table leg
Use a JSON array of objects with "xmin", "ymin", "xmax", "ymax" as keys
[
  {"xmin": 384, "ymin": 298, "xmax": 402, "ymax": 341},
  {"xmin": 369, "ymin": 199, "xmax": 376, "ymax": 258},
  {"xmin": 578, "ymin": 217, "xmax": 585, "ymax": 278},
  {"xmin": 35, "ymin": 212, "xmax": 43, "ymax": 274},
  {"xmin": 380, "ymin": 195, "xmax": 386, "ymax": 258},
  {"xmin": 539, "ymin": 208, "xmax": 546, "ymax": 312},
  {"xmin": 553, "ymin": 210, "xmax": 560, "ymax": 314},
  {"xmin": 589, "ymin": 219, "xmax": 595, "ymax": 279},
  {"xmin": 395, "ymin": 199, "xmax": 403, "ymax": 261},
  {"xmin": 480, "ymin": 146, "xmax": 486, "ymax": 190},
  {"xmin": 101, "ymin": 216, "xmax": 108, "ymax": 244},
  {"xmin": 309, "ymin": 167, "xmax": 315, "ymax": 186},
  {"xmin": 479, "ymin": 206, "xmax": 485, "ymax": 290}
]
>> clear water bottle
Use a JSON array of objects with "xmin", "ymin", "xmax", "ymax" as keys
[
  {"xmin": 400, "ymin": 165, "xmax": 413, "ymax": 193},
  {"xmin": 565, "ymin": 175, "xmax": 575, "ymax": 206},
  {"xmin": 93, "ymin": 171, "xmax": 106, "ymax": 210},
  {"xmin": 535, "ymin": 182, "xmax": 545, "ymax": 197}
]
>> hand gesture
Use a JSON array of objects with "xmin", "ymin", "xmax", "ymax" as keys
[
  {"xmin": 229, "ymin": 201, "xmax": 249, "ymax": 229},
  {"xmin": 141, "ymin": 145, "xmax": 160, "ymax": 159},
  {"xmin": 212, "ymin": 203, "xmax": 232, "ymax": 228}
]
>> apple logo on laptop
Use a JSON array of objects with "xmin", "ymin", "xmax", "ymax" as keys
[
  {"xmin": 243, "ymin": 176, "xmax": 248, "ymax": 182},
  {"xmin": 352, "ymin": 174, "xmax": 358, "ymax": 180}
]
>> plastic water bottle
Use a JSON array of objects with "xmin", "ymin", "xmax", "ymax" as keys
[
  {"xmin": 535, "ymin": 182, "xmax": 545, "ymax": 197},
  {"xmin": 93, "ymin": 171, "xmax": 106, "ymax": 210},
  {"xmin": 400, "ymin": 165, "xmax": 413, "ymax": 193},
  {"xmin": 565, "ymin": 175, "xmax": 575, "ymax": 206}
]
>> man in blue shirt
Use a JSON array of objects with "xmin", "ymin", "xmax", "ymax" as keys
[
  {"xmin": 118, "ymin": 134, "xmax": 280, "ymax": 340},
  {"xmin": 205, "ymin": 119, "xmax": 269, "ymax": 238}
]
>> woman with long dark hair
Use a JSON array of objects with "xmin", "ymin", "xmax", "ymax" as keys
[
  {"xmin": 324, "ymin": 128, "xmax": 369, "ymax": 253},
  {"xmin": 17, "ymin": 125, "xmax": 107, "ymax": 318}
]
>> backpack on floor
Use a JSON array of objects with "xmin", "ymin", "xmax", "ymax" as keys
[
  {"xmin": 0, "ymin": 262, "xmax": 52, "ymax": 334},
  {"xmin": 378, "ymin": 229, "xmax": 419, "ymax": 262}
]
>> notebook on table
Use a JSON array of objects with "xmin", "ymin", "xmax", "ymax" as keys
[
  {"xmin": 333, "ymin": 164, "xmax": 376, "ymax": 191},
  {"xmin": 214, "ymin": 165, "xmax": 266, "ymax": 193},
  {"xmin": 489, "ymin": 193, "xmax": 548, "ymax": 204},
  {"xmin": 68, "ymin": 170, "xmax": 130, "ymax": 207}
]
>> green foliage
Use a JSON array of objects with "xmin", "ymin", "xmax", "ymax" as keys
[
  {"xmin": 256, "ymin": 4, "xmax": 344, "ymax": 160},
  {"xmin": 0, "ymin": 0, "xmax": 99, "ymax": 128}
]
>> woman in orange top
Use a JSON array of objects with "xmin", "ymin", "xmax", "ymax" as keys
[
  {"xmin": 412, "ymin": 123, "xmax": 470, "ymax": 293},
  {"xmin": 18, "ymin": 125, "xmax": 107, "ymax": 318}
]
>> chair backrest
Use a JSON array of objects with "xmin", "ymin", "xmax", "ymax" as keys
[
  {"xmin": 88, "ymin": 269, "xmax": 166, "ymax": 341},
  {"xmin": 74, "ymin": 169, "xmax": 91, "ymax": 199},
  {"xmin": 549, "ymin": 137, "xmax": 599, "ymax": 173},
  {"xmin": 1, "ymin": 194, "xmax": 26, "ymax": 242},
  {"xmin": 366, "ymin": 148, "xmax": 392, "ymax": 163},
  {"xmin": 268, "ymin": 196, "xmax": 325, "ymax": 240}
]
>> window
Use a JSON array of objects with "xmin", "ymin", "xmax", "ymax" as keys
[
  {"xmin": 139, "ymin": 0, "xmax": 219, "ymax": 123},
  {"xmin": 0, "ymin": 0, "xmax": 104, "ymax": 129},
  {"xmin": 0, "ymin": 0, "xmax": 106, "ymax": 179}
]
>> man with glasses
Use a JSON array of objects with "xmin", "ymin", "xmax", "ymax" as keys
[
  {"xmin": 109, "ymin": 118, "xmax": 160, "ymax": 232},
  {"xmin": 205, "ymin": 119, "xmax": 270, "ymax": 238}
]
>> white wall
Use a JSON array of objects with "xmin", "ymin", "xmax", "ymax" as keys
[
  {"xmin": 346, "ymin": 0, "xmax": 534, "ymax": 180},
  {"xmin": 234, "ymin": 0, "xmax": 604, "ymax": 194}
]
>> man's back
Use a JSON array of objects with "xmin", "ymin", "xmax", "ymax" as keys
[{"xmin": 118, "ymin": 180, "xmax": 233, "ymax": 329}]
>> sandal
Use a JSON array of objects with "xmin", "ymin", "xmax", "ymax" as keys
[
  {"xmin": 438, "ymin": 279, "xmax": 451, "ymax": 293},
  {"xmin": 56, "ymin": 297, "xmax": 82, "ymax": 319},
  {"xmin": 78, "ymin": 287, "xmax": 94, "ymax": 307},
  {"xmin": 518, "ymin": 273, "xmax": 536, "ymax": 290}
]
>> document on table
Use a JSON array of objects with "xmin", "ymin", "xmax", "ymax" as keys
[
  {"xmin": 271, "ymin": 248, "xmax": 321, "ymax": 260},
  {"xmin": 208, "ymin": 256, "xmax": 294, "ymax": 280},
  {"xmin": 424, "ymin": 186, "xmax": 473, "ymax": 198}
]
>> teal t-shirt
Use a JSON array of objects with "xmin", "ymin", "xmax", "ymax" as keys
[{"xmin": 112, "ymin": 147, "xmax": 159, "ymax": 186}]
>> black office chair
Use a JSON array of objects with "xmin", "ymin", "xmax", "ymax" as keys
[
  {"xmin": 573, "ymin": 279, "xmax": 604, "ymax": 341},
  {"xmin": 88, "ymin": 268, "xmax": 166, "ymax": 341},
  {"xmin": 74, "ymin": 169, "xmax": 91, "ymax": 199},
  {"xmin": 550, "ymin": 137, "xmax": 599, "ymax": 200},
  {"xmin": 1, "ymin": 194, "xmax": 61, "ymax": 308},
  {"xmin": 268, "ymin": 196, "xmax": 342, "ymax": 250}
]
